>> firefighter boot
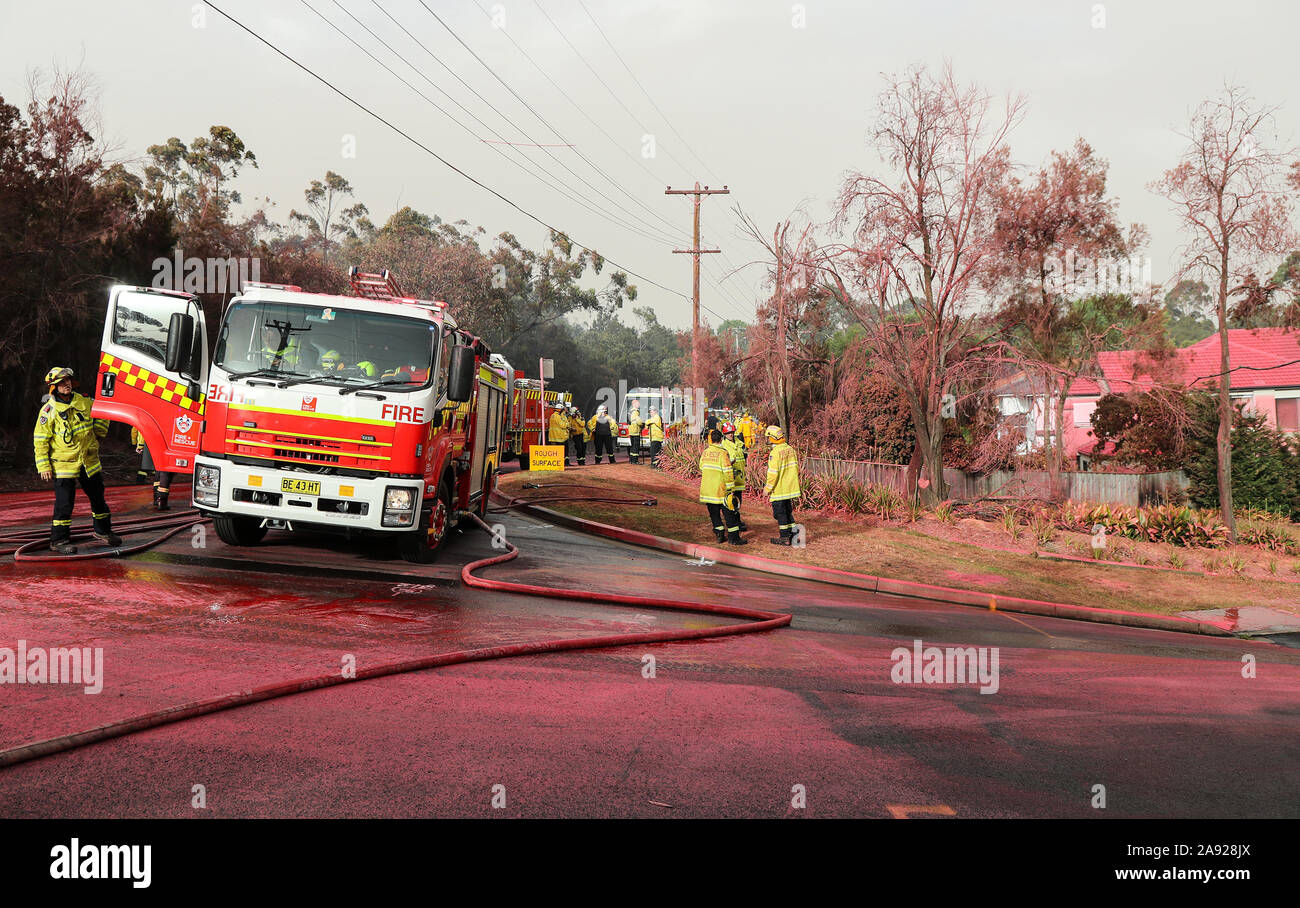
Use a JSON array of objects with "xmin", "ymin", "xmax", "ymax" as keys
[
  {"xmin": 153, "ymin": 486, "xmax": 170, "ymax": 511},
  {"xmin": 769, "ymin": 536, "xmax": 792, "ymax": 546},
  {"xmin": 91, "ymin": 513, "xmax": 122, "ymax": 547},
  {"xmin": 49, "ymin": 539, "xmax": 78, "ymax": 555},
  {"xmin": 727, "ymin": 529, "xmax": 748, "ymax": 546}
]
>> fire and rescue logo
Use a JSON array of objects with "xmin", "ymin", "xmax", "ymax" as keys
[
  {"xmin": 301, "ymin": 396, "xmax": 317, "ymax": 412},
  {"xmin": 172, "ymin": 413, "xmax": 198, "ymax": 448}
]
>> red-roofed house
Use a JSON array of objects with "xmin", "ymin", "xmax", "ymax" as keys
[{"xmin": 995, "ymin": 328, "xmax": 1300, "ymax": 464}]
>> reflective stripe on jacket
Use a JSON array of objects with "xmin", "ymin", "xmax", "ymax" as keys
[
  {"xmin": 763, "ymin": 441, "xmax": 800, "ymax": 501},
  {"xmin": 698, "ymin": 443, "xmax": 734, "ymax": 504},
  {"xmin": 34, "ymin": 393, "xmax": 107, "ymax": 478}
]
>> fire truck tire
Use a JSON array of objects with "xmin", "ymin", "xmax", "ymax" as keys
[
  {"xmin": 399, "ymin": 481, "xmax": 451, "ymax": 564},
  {"xmin": 213, "ymin": 513, "xmax": 268, "ymax": 547}
]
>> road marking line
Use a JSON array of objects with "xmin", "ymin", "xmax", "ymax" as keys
[{"xmin": 998, "ymin": 611, "xmax": 1055, "ymax": 639}]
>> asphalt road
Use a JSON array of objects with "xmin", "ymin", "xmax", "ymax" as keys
[{"xmin": 0, "ymin": 482, "xmax": 1297, "ymax": 818}]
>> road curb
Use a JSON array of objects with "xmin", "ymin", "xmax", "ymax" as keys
[{"xmin": 495, "ymin": 492, "xmax": 1235, "ymax": 638}]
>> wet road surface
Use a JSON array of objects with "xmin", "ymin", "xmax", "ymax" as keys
[{"xmin": 0, "ymin": 483, "xmax": 1297, "ymax": 817}]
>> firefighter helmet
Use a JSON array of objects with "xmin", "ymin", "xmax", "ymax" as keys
[
  {"xmin": 355, "ymin": 360, "xmax": 377, "ymax": 377},
  {"xmin": 44, "ymin": 366, "xmax": 75, "ymax": 387},
  {"xmin": 720, "ymin": 421, "xmax": 736, "ymax": 435},
  {"xmin": 764, "ymin": 424, "xmax": 785, "ymax": 441},
  {"xmin": 320, "ymin": 350, "xmax": 343, "ymax": 370}
]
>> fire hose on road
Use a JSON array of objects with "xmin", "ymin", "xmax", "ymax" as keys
[
  {"xmin": 0, "ymin": 490, "xmax": 792, "ymax": 770},
  {"xmin": 1, "ymin": 509, "xmax": 208, "ymax": 562}
]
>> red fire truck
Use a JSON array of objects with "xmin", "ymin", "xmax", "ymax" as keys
[
  {"xmin": 92, "ymin": 270, "xmax": 508, "ymax": 563},
  {"xmin": 491, "ymin": 354, "xmax": 571, "ymax": 471}
]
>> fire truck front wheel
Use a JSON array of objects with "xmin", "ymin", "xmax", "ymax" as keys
[
  {"xmin": 213, "ymin": 513, "xmax": 269, "ymax": 547},
  {"xmin": 399, "ymin": 481, "xmax": 452, "ymax": 564}
]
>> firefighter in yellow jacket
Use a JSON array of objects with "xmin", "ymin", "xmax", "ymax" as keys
[
  {"xmin": 646, "ymin": 407, "xmax": 665, "ymax": 469},
  {"xmin": 34, "ymin": 367, "xmax": 122, "ymax": 554},
  {"xmin": 720, "ymin": 421, "xmax": 750, "ymax": 532},
  {"xmin": 763, "ymin": 424, "xmax": 801, "ymax": 546},
  {"xmin": 700, "ymin": 428, "xmax": 746, "ymax": 546},
  {"xmin": 567, "ymin": 405, "xmax": 588, "ymax": 466},
  {"xmin": 547, "ymin": 401, "xmax": 571, "ymax": 466},
  {"xmin": 626, "ymin": 401, "xmax": 643, "ymax": 464}
]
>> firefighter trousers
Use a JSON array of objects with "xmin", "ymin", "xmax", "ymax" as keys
[
  {"xmin": 649, "ymin": 440, "xmax": 662, "ymax": 468},
  {"xmin": 52, "ymin": 468, "xmax": 112, "ymax": 542},
  {"xmin": 571, "ymin": 436, "xmax": 586, "ymax": 465},
  {"xmin": 628, "ymin": 434, "xmax": 641, "ymax": 463},
  {"xmin": 706, "ymin": 502, "xmax": 741, "ymax": 543},
  {"xmin": 593, "ymin": 433, "xmax": 615, "ymax": 463},
  {"xmin": 771, "ymin": 498, "xmax": 796, "ymax": 540}
]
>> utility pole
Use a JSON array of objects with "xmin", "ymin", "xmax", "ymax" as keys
[{"xmin": 666, "ymin": 182, "xmax": 728, "ymax": 416}]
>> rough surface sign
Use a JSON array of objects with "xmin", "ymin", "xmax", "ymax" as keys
[{"xmin": 529, "ymin": 445, "xmax": 566, "ymax": 471}]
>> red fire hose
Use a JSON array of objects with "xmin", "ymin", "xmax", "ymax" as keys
[{"xmin": 0, "ymin": 500, "xmax": 791, "ymax": 770}]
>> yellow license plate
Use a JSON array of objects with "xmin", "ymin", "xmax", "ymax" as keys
[{"xmin": 280, "ymin": 478, "xmax": 321, "ymax": 496}]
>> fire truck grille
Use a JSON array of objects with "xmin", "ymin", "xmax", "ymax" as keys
[
  {"xmin": 273, "ymin": 448, "xmax": 340, "ymax": 463},
  {"xmin": 225, "ymin": 423, "xmax": 392, "ymax": 472}
]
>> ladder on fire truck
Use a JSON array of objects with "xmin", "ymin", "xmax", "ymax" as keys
[{"xmin": 348, "ymin": 267, "xmax": 403, "ymax": 301}]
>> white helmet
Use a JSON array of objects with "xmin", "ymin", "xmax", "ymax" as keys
[{"xmin": 597, "ymin": 404, "xmax": 608, "ymax": 414}]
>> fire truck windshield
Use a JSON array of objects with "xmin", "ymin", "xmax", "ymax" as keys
[{"xmin": 214, "ymin": 300, "xmax": 438, "ymax": 390}]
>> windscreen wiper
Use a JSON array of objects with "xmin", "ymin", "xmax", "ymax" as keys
[
  {"xmin": 276, "ymin": 374, "xmax": 357, "ymax": 390},
  {"xmin": 227, "ymin": 367, "xmax": 290, "ymax": 380},
  {"xmin": 337, "ymin": 379, "xmax": 419, "ymax": 396}
]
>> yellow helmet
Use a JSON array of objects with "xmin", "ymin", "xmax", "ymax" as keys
[
  {"xmin": 44, "ymin": 366, "xmax": 75, "ymax": 388},
  {"xmin": 320, "ymin": 350, "xmax": 343, "ymax": 370},
  {"xmin": 764, "ymin": 424, "xmax": 785, "ymax": 442},
  {"xmin": 355, "ymin": 360, "xmax": 376, "ymax": 377}
]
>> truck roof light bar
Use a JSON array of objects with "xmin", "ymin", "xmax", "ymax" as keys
[{"xmin": 244, "ymin": 281, "xmax": 304, "ymax": 292}]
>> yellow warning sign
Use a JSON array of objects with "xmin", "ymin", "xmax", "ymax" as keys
[{"xmin": 529, "ymin": 445, "xmax": 566, "ymax": 471}]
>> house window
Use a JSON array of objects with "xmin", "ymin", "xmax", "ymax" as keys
[
  {"xmin": 1073, "ymin": 401, "xmax": 1096, "ymax": 427},
  {"xmin": 1277, "ymin": 398, "xmax": 1299, "ymax": 432}
]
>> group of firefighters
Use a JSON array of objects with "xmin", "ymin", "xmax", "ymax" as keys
[
  {"xmin": 543, "ymin": 394, "xmax": 803, "ymax": 548},
  {"xmin": 699, "ymin": 419, "xmax": 801, "ymax": 547},
  {"xmin": 546, "ymin": 400, "xmax": 666, "ymax": 467}
]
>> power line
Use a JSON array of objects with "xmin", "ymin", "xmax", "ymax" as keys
[
  {"xmin": 534, "ymin": 1, "xmax": 701, "ymax": 182},
  {"xmin": 412, "ymin": 0, "xmax": 692, "ymax": 249},
  {"xmin": 346, "ymin": 0, "xmax": 681, "ymax": 247},
  {"xmin": 578, "ymin": 0, "xmax": 720, "ymax": 186},
  {"xmin": 470, "ymin": 0, "xmax": 690, "ymax": 244},
  {"xmin": 200, "ymin": 0, "xmax": 690, "ymax": 303},
  {"xmin": 298, "ymin": 0, "xmax": 668, "ymax": 246}
]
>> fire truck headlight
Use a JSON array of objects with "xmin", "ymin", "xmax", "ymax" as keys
[
  {"xmin": 194, "ymin": 465, "xmax": 221, "ymax": 507},
  {"xmin": 384, "ymin": 487, "xmax": 415, "ymax": 511},
  {"xmin": 383, "ymin": 486, "xmax": 417, "ymax": 526}
]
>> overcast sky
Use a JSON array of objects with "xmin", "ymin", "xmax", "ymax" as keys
[{"xmin": 3, "ymin": 0, "xmax": 1297, "ymax": 329}]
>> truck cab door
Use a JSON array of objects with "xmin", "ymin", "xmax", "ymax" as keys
[{"xmin": 93, "ymin": 285, "xmax": 209, "ymax": 474}]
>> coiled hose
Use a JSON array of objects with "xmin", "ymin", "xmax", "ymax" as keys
[{"xmin": 0, "ymin": 496, "xmax": 791, "ymax": 770}]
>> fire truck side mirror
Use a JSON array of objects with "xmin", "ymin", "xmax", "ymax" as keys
[
  {"xmin": 166, "ymin": 312, "xmax": 196, "ymax": 376},
  {"xmin": 447, "ymin": 345, "xmax": 476, "ymax": 403}
]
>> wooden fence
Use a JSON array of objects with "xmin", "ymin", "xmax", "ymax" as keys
[{"xmin": 803, "ymin": 457, "xmax": 1189, "ymax": 507}]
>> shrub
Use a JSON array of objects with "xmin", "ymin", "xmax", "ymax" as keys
[
  {"xmin": 867, "ymin": 485, "xmax": 902, "ymax": 519},
  {"xmin": 1030, "ymin": 510, "xmax": 1055, "ymax": 546},
  {"xmin": 935, "ymin": 501, "xmax": 955, "ymax": 523},
  {"xmin": 1000, "ymin": 506, "xmax": 1021, "ymax": 541}
]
